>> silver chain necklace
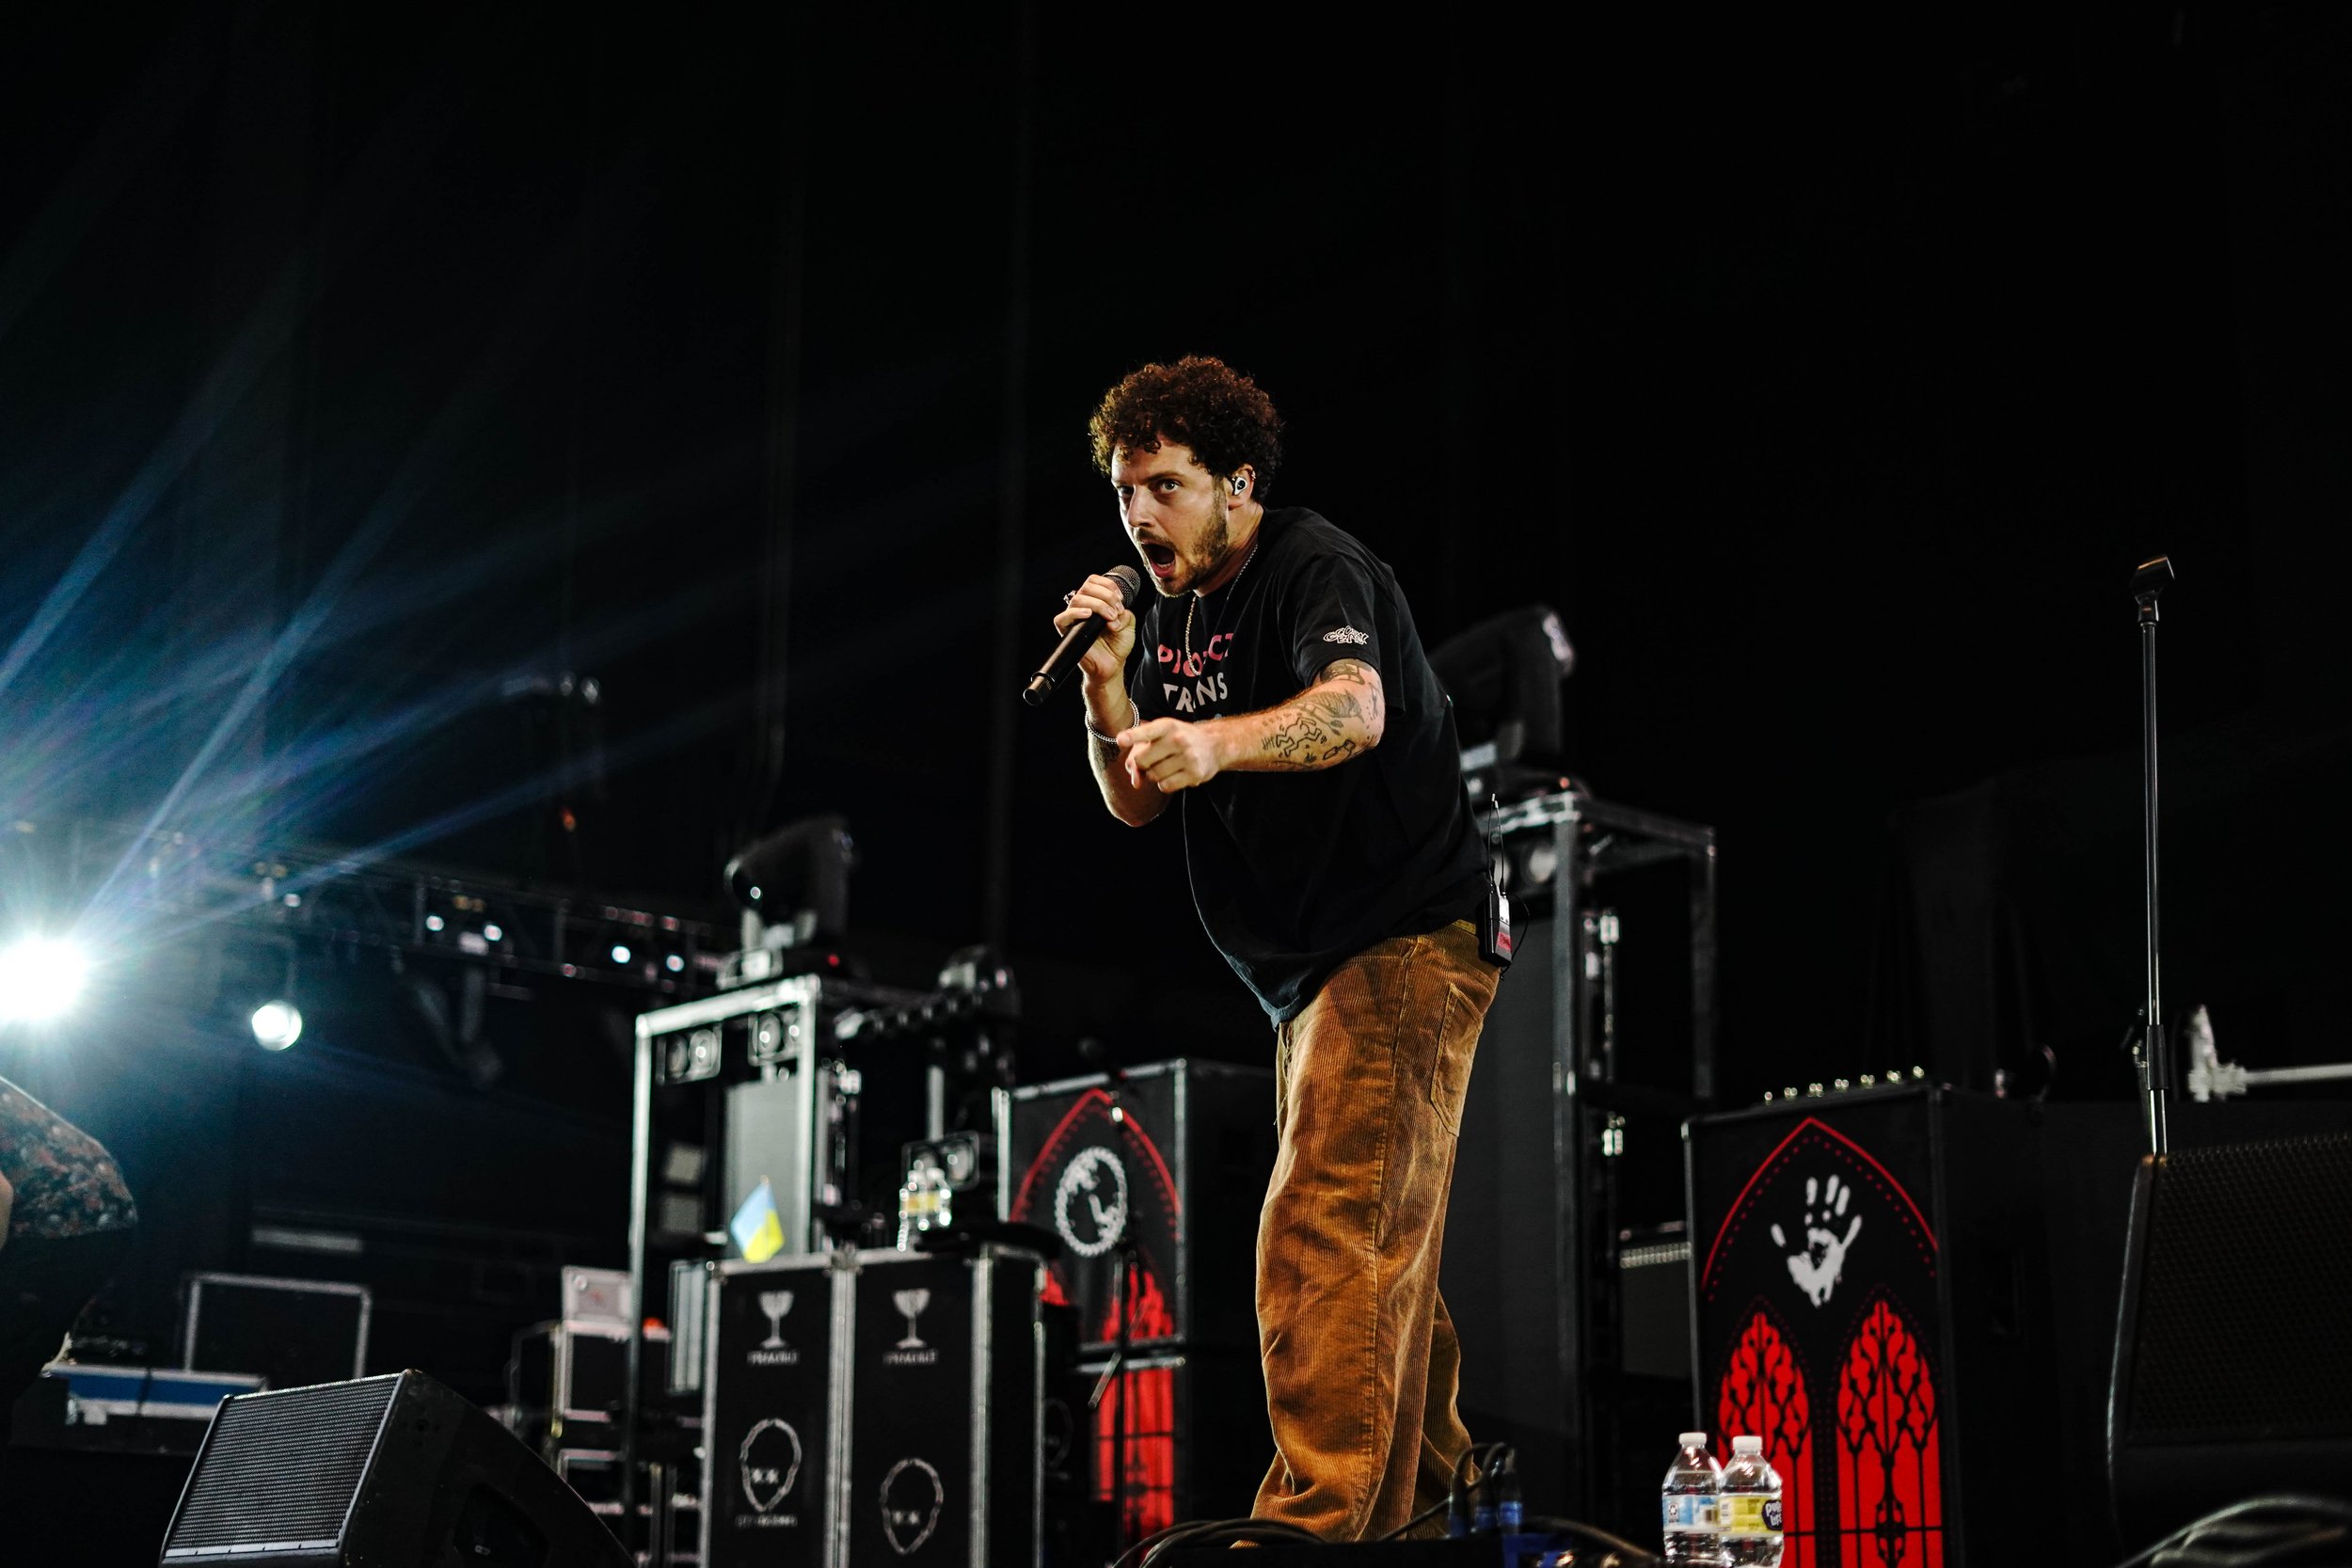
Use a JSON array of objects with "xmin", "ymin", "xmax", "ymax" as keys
[{"xmin": 1184, "ymin": 531, "xmax": 1262, "ymax": 667}]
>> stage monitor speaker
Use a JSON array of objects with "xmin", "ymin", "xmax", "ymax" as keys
[
  {"xmin": 159, "ymin": 1369, "xmax": 629, "ymax": 1567},
  {"xmin": 1687, "ymin": 1085, "xmax": 2061, "ymax": 1568},
  {"xmin": 2108, "ymin": 1132, "xmax": 2352, "ymax": 1546}
]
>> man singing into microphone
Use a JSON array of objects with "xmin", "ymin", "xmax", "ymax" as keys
[{"xmin": 1054, "ymin": 356, "xmax": 1501, "ymax": 1541}]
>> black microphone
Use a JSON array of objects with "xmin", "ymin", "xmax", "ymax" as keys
[{"xmin": 1022, "ymin": 564, "xmax": 1142, "ymax": 706}]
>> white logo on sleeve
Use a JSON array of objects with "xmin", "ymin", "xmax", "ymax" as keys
[{"xmin": 1322, "ymin": 626, "xmax": 1370, "ymax": 645}]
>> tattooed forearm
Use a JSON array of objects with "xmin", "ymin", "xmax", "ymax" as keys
[
  {"xmin": 1316, "ymin": 658, "xmax": 1385, "ymax": 730},
  {"xmin": 1207, "ymin": 659, "xmax": 1387, "ymax": 773}
]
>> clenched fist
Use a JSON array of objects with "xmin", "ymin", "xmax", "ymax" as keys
[
  {"xmin": 1051, "ymin": 573, "xmax": 1137, "ymax": 686},
  {"xmin": 1117, "ymin": 717, "xmax": 1226, "ymax": 793}
]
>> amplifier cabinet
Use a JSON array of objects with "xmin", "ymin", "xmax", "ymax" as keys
[
  {"xmin": 1686, "ymin": 1086, "xmax": 2059, "ymax": 1568},
  {"xmin": 996, "ymin": 1059, "xmax": 1274, "ymax": 1353},
  {"xmin": 701, "ymin": 1245, "xmax": 1044, "ymax": 1568}
]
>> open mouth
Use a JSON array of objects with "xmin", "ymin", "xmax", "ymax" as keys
[{"xmin": 1138, "ymin": 540, "xmax": 1177, "ymax": 576}]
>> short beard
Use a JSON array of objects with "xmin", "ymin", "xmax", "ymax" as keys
[{"xmin": 1184, "ymin": 509, "xmax": 1233, "ymax": 594}]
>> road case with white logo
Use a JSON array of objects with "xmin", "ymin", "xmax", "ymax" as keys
[
  {"xmin": 842, "ymin": 1247, "xmax": 1042, "ymax": 1567},
  {"xmin": 703, "ymin": 1253, "xmax": 848, "ymax": 1568},
  {"xmin": 701, "ymin": 1245, "xmax": 1045, "ymax": 1568},
  {"xmin": 995, "ymin": 1059, "xmax": 1273, "ymax": 1354}
]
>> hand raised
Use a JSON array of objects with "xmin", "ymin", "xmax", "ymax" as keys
[{"xmin": 1051, "ymin": 573, "xmax": 1138, "ymax": 685}]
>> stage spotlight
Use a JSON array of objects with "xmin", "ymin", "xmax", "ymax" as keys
[
  {"xmin": 0, "ymin": 936, "xmax": 89, "ymax": 1023},
  {"xmin": 610, "ymin": 943, "xmax": 632, "ymax": 965},
  {"xmin": 723, "ymin": 815, "xmax": 855, "ymax": 939},
  {"xmin": 250, "ymin": 1000, "xmax": 304, "ymax": 1051}
]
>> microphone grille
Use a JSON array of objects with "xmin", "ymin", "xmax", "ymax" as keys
[{"xmin": 1106, "ymin": 563, "xmax": 1144, "ymax": 607}]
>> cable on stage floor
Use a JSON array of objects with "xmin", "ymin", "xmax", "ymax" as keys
[{"xmin": 1120, "ymin": 1517, "xmax": 1327, "ymax": 1565}]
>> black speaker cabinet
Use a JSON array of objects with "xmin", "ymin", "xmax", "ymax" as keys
[
  {"xmin": 702, "ymin": 1245, "xmax": 1044, "ymax": 1568},
  {"xmin": 2109, "ymin": 1132, "xmax": 2352, "ymax": 1545},
  {"xmin": 1686, "ymin": 1086, "xmax": 2059, "ymax": 1568},
  {"xmin": 996, "ymin": 1059, "xmax": 1273, "ymax": 1353},
  {"xmin": 159, "ymin": 1370, "xmax": 629, "ymax": 1567}
]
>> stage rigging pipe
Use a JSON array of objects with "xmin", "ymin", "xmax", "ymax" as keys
[{"xmin": 2134, "ymin": 556, "xmax": 2173, "ymax": 1156}]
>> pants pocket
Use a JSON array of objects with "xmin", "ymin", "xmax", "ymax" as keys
[{"xmin": 1425, "ymin": 982, "xmax": 1480, "ymax": 1137}]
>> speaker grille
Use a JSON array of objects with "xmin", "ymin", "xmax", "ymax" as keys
[
  {"xmin": 164, "ymin": 1374, "xmax": 401, "ymax": 1553},
  {"xmin": 2129, "ymin": 1133, "xmax": 2352, "ymax": 1440}
]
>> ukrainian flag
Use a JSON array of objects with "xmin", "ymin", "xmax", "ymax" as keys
[{"xmin": 729, "ymin": 1178, "xmax": 786, "ymax": 1262}]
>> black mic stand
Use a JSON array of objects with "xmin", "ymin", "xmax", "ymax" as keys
[
  {"xmin": 1112, "ymin": 1236, "xmax": 1139, "ymax": 1552},
  {"xmin": 2130, "ymin": 556, "xmax": 2175, "ymax": 1156}
]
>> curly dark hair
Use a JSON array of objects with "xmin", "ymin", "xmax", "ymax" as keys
[{"xmin": 1088, "ymin": 356, "xmax": 1284, "ymax": 499}]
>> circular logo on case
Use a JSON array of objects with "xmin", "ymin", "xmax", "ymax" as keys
[{"xmin": 1052, "ymin": 1146, "xmax": 1129, "ymax": 1258}]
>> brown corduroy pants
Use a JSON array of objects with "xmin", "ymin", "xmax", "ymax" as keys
[{"xmin": 1251, "ymin": 918, "xmax": 1502, "ymax": 1541}]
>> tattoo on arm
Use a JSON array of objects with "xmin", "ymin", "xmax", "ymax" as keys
[{"xmin": 1229, "ymin": 658, "xmax": 1386, "ymax": 772}]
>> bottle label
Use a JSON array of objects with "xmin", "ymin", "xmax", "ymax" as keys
[
  {"xmin": 1724, "ymin": 1495, "xmax": 1783, "ymax": 1536},
  {"xmin": 1662, "ymin": 1495, "xmax": 1721, "ymax": 1532}
]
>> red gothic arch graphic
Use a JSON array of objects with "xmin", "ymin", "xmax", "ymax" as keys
[
  {"xmin": 1836, "ymin": 1295, "xmax": 1943, "ymax": 1568},
  {"xmin": 1717, "ymin": 1304, "xmax": 1819, "ymax": 1568}
]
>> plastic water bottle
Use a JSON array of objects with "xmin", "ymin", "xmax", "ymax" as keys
[
  {"xmin": 1721, "ymin": 1435, "xmax": 1784, "ymax": 1566},
  {"xmin": 1661, "ymin": 1430, "xmax": 1723, "ymax": 1564}
]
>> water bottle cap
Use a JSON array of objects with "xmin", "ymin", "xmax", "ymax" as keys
[
  {"xmin": 1733, "ymin": 1435, "xmax": 1763, "ymax": 1454},
  {"xmin": 1678, "ymin": 1432, "xmax": 1709, "ymax": 1448}
]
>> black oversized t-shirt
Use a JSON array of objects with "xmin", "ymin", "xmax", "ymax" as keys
[{"xmin": 1127, "ymin": 507, "xmax": 1486, "ymax": 1020}]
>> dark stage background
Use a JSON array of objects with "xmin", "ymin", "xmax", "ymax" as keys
[{"xmin": 0, "ymin": 4, "xmax": 2346, "ymax": 1396}]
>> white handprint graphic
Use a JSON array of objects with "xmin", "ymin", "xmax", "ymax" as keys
[{"xmin": 1772, "ymin": 1173, "xmax": 1863, "ymax": 1307}]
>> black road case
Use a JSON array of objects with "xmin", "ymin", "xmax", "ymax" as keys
[{"xmin": 701, "ymin": 1245, "xmax": 1044, "ymax": 1568}]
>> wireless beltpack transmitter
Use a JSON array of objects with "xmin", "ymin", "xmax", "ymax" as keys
[{"xmin": 1480, "ymin": 799, "xmax": 1514, "ymax": 970}]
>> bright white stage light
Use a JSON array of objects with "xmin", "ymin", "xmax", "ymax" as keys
[
  {"xmin": 250, "ymin": 1000, "xmax": 304, "ymax": 1051},
  {"xmin": 611, "ymin": 943, "xmax": 632, "ymax": 965},
  {"xmin": 0, "ymin": 936, "xmax": 90, "ymax": 1023}
]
